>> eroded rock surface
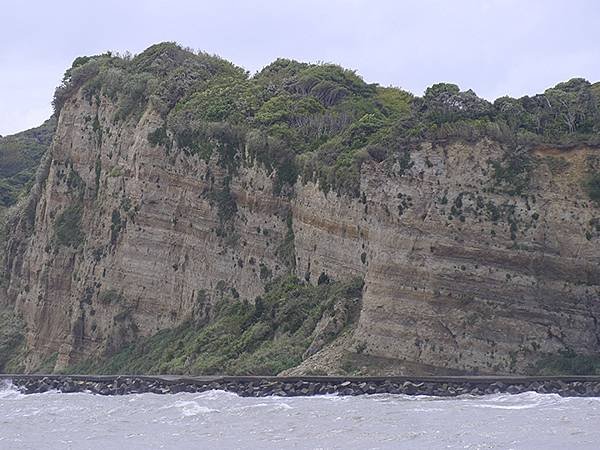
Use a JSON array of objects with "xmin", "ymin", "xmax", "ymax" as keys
[{"xmin": 2, "ymin": 87, "xmax": 599, "ymax": 375}]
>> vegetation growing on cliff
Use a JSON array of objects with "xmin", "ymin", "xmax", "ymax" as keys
[
  {"xmin": 53, "ymin": 203, "xmax": 84, "ymax": 248},
  {"xmin": 0, "ymin": 118, "xmax": 56, "ymax": 212},
  {"xmin": 531, "ymin": 350, "xmax": 600, "ymax": 375},
  {"xmin": 1, "ymin": 43, "xmax": 597, "ymax": 377},
  {"xmin": 588, "ymin": 173, "xmax": 600, "ymax": 203},
  {"xmin": 52, "ymin": 43, "xmax": 600, "ymax": 198},
  {"xmin": 0, "ymin": 307, "xmax": 25, "ymax": 372},
  {"xmin": 65, "ymin": 275, "xmax": 363, "ymax": 375}
]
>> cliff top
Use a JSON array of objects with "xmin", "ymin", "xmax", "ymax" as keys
[{"xmin": 47, "ymin": 42, "xmax": 600, "ymax": 198}]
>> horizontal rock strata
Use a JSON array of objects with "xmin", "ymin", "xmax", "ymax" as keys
[{"xmin": 2, "ymin": 77, "xmax": 599, "ymax": 376}]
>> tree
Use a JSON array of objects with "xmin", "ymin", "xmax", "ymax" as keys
[
  {"xmin": 421, "ymin": 83, "xmax": 493, "ymax": 124},
  {"xmin": 542, "ymin": 78, "xmax": 598, "ymax": 135}
]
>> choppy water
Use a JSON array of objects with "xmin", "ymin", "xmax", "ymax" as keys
[{"xmin": 1, "ymin": 381, "xmax": 600, "ymax": 449}]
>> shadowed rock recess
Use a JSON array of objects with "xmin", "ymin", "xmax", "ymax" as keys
[{"xmin": 1, "ymin": 43, "xmax": 599, "ymax": 378}]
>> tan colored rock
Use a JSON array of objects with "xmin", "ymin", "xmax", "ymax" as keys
[{"xmin": 2, "ymin": 89, "xmax": 599, "ymax": 375}]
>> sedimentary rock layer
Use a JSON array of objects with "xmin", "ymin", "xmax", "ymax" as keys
[{"xmin": 2, "ymin": 86, "xmax": 599, "ymax": 375}]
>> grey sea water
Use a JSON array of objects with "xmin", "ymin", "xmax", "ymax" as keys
[{"xmin": 1, "ymin": 381, "xmax": 599, "ymax": 449}]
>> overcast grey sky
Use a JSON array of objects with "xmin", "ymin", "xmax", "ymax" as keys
[{"xmin": 1, "ymin": 0, "xmax": 599, "ymax": 136}]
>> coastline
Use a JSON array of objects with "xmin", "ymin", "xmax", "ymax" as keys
[{"xmin": 3, "ymin": 374, "xmax": 600, "ymax": 397}]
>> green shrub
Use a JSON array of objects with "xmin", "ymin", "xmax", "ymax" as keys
[
  {"xmin": 0, "ymin": 118, "xmax": 56, "ymax": 211},
  {"xmin": 531, "ymin": 350, "xmax": 600, "ymax": 375},
  {"xmin": 53, "ymin": 58, "xmax": 102, "ymax": 113},
  {"xmin": 317, "ymin": 272, "xmax": 330, "ymax": 285},
  {"xmin": 65, "ymin": 275, "xmax": 364, "ymax": 375},
  {"xmin": 98, "ymin": 289, "xmax": 125, "ymax": 304},
  {"xmin": 54, "ymin": 203, "xmax": 84, "ymax": 247},
  {"xmin": 0, "ymin": 308, "xmax": 25, "ymax": 372},
  {"xmin": 587, "ymin": 174, "xmax": 600, "ymax": 202},
  {"xmin": 491, "ymin": 147, "xmax": 533, "ymax": 195},
  {"xmin": 108, "ymin": 166, "xmax": 122, "ymax": 177},
  {"xmin": 148, "ymin": 125, "xmax": 170, "ymax": 148},
  {"xmin": 259, "ymin": 263, "xmax": 272, "ymax": 280},
  {"xmin": 212, "ymin": 176, "xmax": 237, "ymax": 239},
  {"xmin": 276, "ymin": 212, "xmax": 296, "ymax": 270},
  {"xmin": 110, "ymin": 209, "xmax": 124, "ymax": 245}
]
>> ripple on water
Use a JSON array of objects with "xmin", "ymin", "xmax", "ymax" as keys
[{"xmin": 1, "ymin": 388, "xmax": 600, "ymax": 449}]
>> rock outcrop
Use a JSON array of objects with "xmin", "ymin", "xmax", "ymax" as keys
[{"xmin": 1, "ymin": 57, "xmax": 599, "ymax": 376}]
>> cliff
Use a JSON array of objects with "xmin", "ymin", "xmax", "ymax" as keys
[{"xmin": 1, "ymin": 43, "xmax": 599, "ymax": 376}]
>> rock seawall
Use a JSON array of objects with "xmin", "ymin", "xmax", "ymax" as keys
[{"xmin": 5, "ymin": 375, "xmax": 600, "ymax": 398}]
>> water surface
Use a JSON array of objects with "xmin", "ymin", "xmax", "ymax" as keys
[{"xmin": 1, "ymin": 381, "xmax": 599, "ymax": 449}]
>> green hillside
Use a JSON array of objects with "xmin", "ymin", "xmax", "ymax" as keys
[{"xmin": 0, "ymin": 118, "xmax": 56, "ymax": 213}]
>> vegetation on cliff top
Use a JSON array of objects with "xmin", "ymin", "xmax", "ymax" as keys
[
  {"xmin": 52, "ymin": 42, "xmax": 600, "ymax": 197},
  {"xmin": 65, "ymin": 275, "xmax": 363, "ymax": 375}
]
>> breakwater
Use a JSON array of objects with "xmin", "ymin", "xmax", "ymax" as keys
[{"xmin": 3, "ymin": 374, "xmax": 600, "ymax": 397}]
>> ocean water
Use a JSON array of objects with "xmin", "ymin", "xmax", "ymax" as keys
[{"xmin": 1, "ymin": 381, "xmax": 600, "ymax": 449}]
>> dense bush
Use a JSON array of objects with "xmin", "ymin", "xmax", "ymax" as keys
[
  {"xmin": 52, "ymin": 43, "xmax": 600, "ymax": 199},
  {"xmin": 0, "ymin": 118, "xmax": 56, "ymax": 211},
  {"xmin": 491, "ymin": 146, "xmax": 534, "ymax": 195},
  {"xmin": 65, "ymin": 275, "xmax": 364, "ymax": 375},
  {"xmin": 531, "ymin": 349, "xmax": 600, "ymax": 375}
]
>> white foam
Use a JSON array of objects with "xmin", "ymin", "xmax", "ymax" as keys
[
  {"xmin": 161, "ymin": 400, "xmax": 219, "ymax": 416},
  {"xmin": 273, "ymin": 402, "xmax": 293, "ymax": 410},
  {"xmin": 1, "ymin": 388, "xmax": 600, "ymax": 449},
  {"xmin": 0, "ymin": 380, "xmax": 22, "ymax": 399},
  {"xmin": 195, "ymin": 389, "xmax": 239, "ymax": 401},
  {"xmin": 179, "ymin": 402, "xmax": 219, "ymax": 416}
]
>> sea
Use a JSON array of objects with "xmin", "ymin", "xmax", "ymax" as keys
[{"xmin": 1, "ymin": 380, "xmax": 599, "ymax": 449}]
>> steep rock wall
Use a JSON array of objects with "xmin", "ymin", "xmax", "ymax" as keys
[
  {"xmin": 3, "ymin": 92, "xmax": 290, "ymax": 370},
  {"xmin": 290, "ymin": 140, "xmax": 600, "ymax": 374},
  {"xmin": 3, "ymin": 89, "xmax": 600, "ymax": 374}
]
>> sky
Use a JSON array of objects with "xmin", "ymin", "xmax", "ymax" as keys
[{"xmin": 1, "ymin": 0, "xmax": 599, "ymax": 136}]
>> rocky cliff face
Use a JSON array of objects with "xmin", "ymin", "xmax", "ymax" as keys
[
  {"xmin": 0, "ymin": 43, "xmax": 600, "ymax": 374},
  {"xmin": 2, "ymin": 92, "xmax": 292, "ymax": 370},
  {"xmin": 294, "ymin": 140, "xmax": 600, "ymax": 375},
  {"xmin": 2, "ymin": 70, "xmax": 600, "ymax": 375}
]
